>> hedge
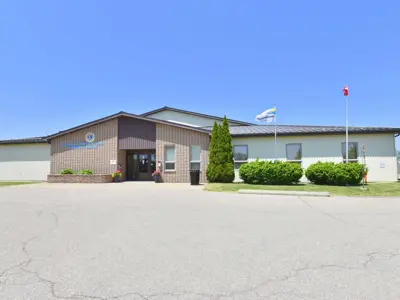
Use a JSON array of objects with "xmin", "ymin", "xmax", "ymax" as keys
[
  {"xmin": 239, "ymin": 160, "xmax": 303, "ymax": 185},
  {"xmin": 60, "ymin": 168, "xmax": 74, "ymax": 175},
  {"xmin": 305, "ymin": 161, "xmax": 363, "ymax": 185},
  {"xmin": 60, "ymin": 169, "xmax": 94, "ymax": 175}
]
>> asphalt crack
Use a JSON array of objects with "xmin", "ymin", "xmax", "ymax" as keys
[
  {"xmin": 1, "ymin": 211, "xmax": 150, "ymax": 300},
  {"xmin": 298, "ymin": 197, "xmax": 349, "ymax": 224},
  {"xmin": 211, "ymin": 262, "xmax": 360, "ymax": 299},
  {"xmin": 145, "ymin": 263, "xmax": 361, "ymax": 300},
  {"xmin": 3, "ymin": 207, "xmax": 399, "ymax": 300},
  {"xmin": 363, "ymin": 251, "xmax": 400, "ymax": 268}
]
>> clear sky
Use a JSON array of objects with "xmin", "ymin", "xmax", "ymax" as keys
[{"xmin": 0, "ymin": 1, "xmax": 399, "ymax": 148}]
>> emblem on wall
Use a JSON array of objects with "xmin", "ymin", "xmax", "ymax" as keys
[
  {"xmin": 63, "ymin": 132, "xmax": 104, "ymax": 149},
  {"xmin": 85, "ymin": 132, "xmax": 95, "ymax": 143}
]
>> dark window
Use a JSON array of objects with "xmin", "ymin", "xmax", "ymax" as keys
[
  {"xmin": 286, "ymin": 144, "xmax": 302, "ymax": 161},
  {"xmin": 165, "ymin": 146, "xmax": 176, "ymax": 171},
  {"xmin": 190, "ymin": 145, "xmax": 201, "ymax": 170},
  {"xmin": 233, "ymin": 145, "xmax": 248, "ymax": 169},
  {"xmin": 233, "ymin": 145, "xmax": 248, "ymax": 161},
  {"xmin": 341, "ymin": 142, "xmax": 358, "ymax": 160}
]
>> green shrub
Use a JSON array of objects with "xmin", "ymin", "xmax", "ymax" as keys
[
  {"xmin": 305, "ymin": 161, "xmax": 363, "ymax": 185},
  {"xmin": 305, "ymin": 162, "xmax": 335, "ymax": 185},
  {"xmin": 239, "ymin": 160, "xmax": 303, "ymax": 185},
  {"xmin": 60, "ymin": 168, "xmax": 74, "ymax": 175},
  {"xmin": 78, "ymin": 169, "xmax": 93, "ymax": 175}
]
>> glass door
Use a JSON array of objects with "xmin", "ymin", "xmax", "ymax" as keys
[
  {"xmin": 138, "ymin": 154, "xmax": 151, "ymax": 180},
  {"xmin": 126, "ymin": 150, "xmax": 156, "ymax": 181}
]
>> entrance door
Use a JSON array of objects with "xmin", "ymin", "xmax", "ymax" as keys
[{"xmin": 126, "ymin": 150, "xmax": 156, "ymax": 181}]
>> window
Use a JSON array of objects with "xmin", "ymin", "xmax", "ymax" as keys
[
  {"xmin": 164, "ymin": 146, "xmax": 176, "ymax": 171},
  {"xmin": 286, "ymin": 144, "xmax": 302, "ymax": 164},
  {"xmin": 341, "ymin": 142, "xmax": 358, "ymax": 161},
  {"xmin": 233, "ymin": 145, "xmax": 248, "ymax": 169},
  {"xmin": 190, "ymin": 145, "xmax": 201, "ymax": 170}
]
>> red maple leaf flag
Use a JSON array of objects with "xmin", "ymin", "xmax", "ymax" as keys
[{"xmin": 343, "ymin": 85, "xmax": 349, "ymax": 96}]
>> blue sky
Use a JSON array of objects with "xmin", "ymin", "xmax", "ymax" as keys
[{"xmin": 0, "ymin": 1, "xmax": 399, "ymax": 148}]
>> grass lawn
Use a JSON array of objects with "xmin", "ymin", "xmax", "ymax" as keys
[
  {"xmin": 205, "ymin": 182, "xmax": 400, "ymax": 197},
  {"xmin": 0, "ymin": 182, "xmax": 40, "ymax": 187}
]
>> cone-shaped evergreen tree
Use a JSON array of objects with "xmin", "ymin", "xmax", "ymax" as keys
[
  {"xmin": 206, "ymin": 118, "xmax": 235, "ymax": 183},
  {"xmin": 206, "ymin": 121, "xmax": 220, "ymax": 182},
  {"xmin": 218, "ymin": 116, "xmax": 235, "ymax": 182}
]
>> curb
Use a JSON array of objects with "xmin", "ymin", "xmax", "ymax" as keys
[{"xmin": 238, "ymin": 189, "xmax": 330, "ymax": 197}]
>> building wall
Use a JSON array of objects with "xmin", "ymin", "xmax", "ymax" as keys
[
  {"xmin": 147, "ymin": 110, "xmax": 240, "ymax": 127},
  {"xmin": 232, "ymin": 133, "xmax": 398, "ymax": 182},
  {"xmin": 156, "ymin": 124, "xmax": 210, "ymax": 183},
  {"xmin": 118, "ymin": 117, "xmax": 156, "ymax": 149},
  {"xmin": 118, "ymin": 149, "xmax": 127, "ymax": 180},
  {"xmin": 0, "ymin": 144, "xmax": 50, "ymax": 181},
  {"xmin": 50, "ymin": 119, "xmax": 118, "ymax": 174}
]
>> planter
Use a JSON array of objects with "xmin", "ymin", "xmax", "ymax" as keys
[
  {"xmin": 153, "ymin": 174, "xmax": 162, "ymax": 183},
  {"xmin": 114, "ymin": 176, "xmax": 121, "ymax": 183},
  {"xmin": 47, "ymin": 174, "xmax": 113, "ymax": 183}
]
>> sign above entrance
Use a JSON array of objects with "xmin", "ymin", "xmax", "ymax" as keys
[
  {"xmin": 63, "ymin": 131, "xmax": 103, "ymax": 149},
  {"xmin": 63, "ymin": 141, "xmax": 104, "ymax": 149}
]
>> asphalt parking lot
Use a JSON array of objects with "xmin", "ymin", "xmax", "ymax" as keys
[{"xmin": 1, "ymin": 183, "xmax": 400, "ymax": 300}]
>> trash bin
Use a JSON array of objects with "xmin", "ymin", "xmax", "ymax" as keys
[{"xmin": 189, "ymin": 169, "xmax": 200, "ymax": 185}]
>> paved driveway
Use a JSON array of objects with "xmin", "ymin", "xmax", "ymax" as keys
[{"xmin": 1, "ymin": 183, "xmax": 400, "ymax": 300}]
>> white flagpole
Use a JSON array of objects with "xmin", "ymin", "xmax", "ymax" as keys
[
  {"xmin": 274, "ymin": 104, "xmax": 277, "ymax": 161},
  {"xmin": 345, "ymin": 93, "xmax": 348, "ymax": 164}
]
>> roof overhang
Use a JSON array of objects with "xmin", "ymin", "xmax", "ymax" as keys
[
  {"xmin": 46, "ymin": 111, "xmax": 211, "ymax": 140},
  {"xmin": 0, "ymin": 138, "xmax": 48, "ymax": 145},
  {"xmin": 231, "ymin": 128, "xmax": 400, "ymax": 138}
]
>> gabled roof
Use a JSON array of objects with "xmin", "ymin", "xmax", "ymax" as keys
[
  {"xmin": 46, "ymin": 111, "xmax": 210, "ymax": 140},
  {"xmin": 141, "ymin": 106, "xmax": 254, "ymax": 126},
  {"xmin": 209, "ymin": 124, "xmax": 400, "ymax": 137},
  {"xmin": 0, "ymin": 137, "xmax": 48, "ymax": 145}
]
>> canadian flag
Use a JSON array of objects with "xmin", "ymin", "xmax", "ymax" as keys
[{"xmin": 343, "ymin": 85, "xmax": 349, "ymax": 96}]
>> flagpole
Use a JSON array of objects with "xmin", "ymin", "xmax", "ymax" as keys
[
  {"xmin": 274, "ymin": 104, "xmax": 277, "ymax": 161},
  {"xmin": 345, "ymin": 93, "xmax": 348, "ymax": 164}
]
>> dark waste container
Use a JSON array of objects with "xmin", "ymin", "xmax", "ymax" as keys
[{"xmin": 189, "ymin": 169, "xmax": 200, "ymax": 185}]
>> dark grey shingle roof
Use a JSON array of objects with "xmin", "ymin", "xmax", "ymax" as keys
[
  {"xmin": 203, "ymin": 125, "xmax": 400, "ymax": 136},
  {"xmin": 0, "ymin": 137, "xmax": 48, "ymax": 145}
]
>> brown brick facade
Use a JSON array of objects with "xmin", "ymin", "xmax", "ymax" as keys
[
  {"xmin": 50, "ymin": 119, "xmax": 118, "ymax": 174},
  {"xmin": 49, "ymin": 116, "xmax": 210, "ymax": 183},
  {"xmin": 156, "ymin": 124, "xmax": 210, "ymax": 183},
  {"xmin": 47, "ymin": 174, "xmax": 113, "ymax": 183}
]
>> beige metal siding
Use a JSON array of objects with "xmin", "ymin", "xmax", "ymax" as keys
[
  {"xmin": 156, "ymin": 124, "xmax": 209, "ymax": 183},
  {"xmin": 232, "ymin": 133, "xmax": 398, "ymax": 182},
  {"xmin": 50, "ymin": 119, "xmax": 118, "ymax": 174},
  {"xmin": 0, "ymin": 144, "xmax": 50, "ymax": 181}
]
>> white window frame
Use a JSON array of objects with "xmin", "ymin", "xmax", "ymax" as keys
[
  {"xmin": 286, "ymin": 143, "xmax": 302, "ymax": 164},
  {"xmin": 341, "ymin": 142, "xmax": 359, "ymax": 162},
  {"xmin": 164, "ymin": 145, "xmax": 176, "ymax": 172},
  {"xmin": 233, "ymin": 145, "xmax": 248, "ymax": 170},
  {"xmin": 189, "ymin": 145, "xmax": 201, "ymax": 170}
]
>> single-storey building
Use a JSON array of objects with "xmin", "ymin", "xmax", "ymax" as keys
[
  {"xmin": 0, "ymin": 138, "xmax": 50, "ymax": 181},
  {"xmin": 1, "ymin": 106, "xmax": 399, "ymax": 182}
]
